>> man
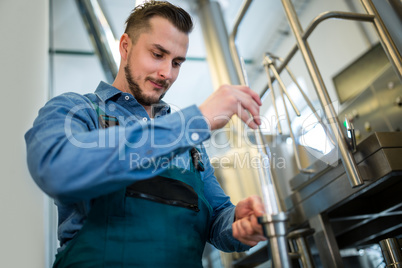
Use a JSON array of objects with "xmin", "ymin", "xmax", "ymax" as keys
[{"xmin": 25, "ymin": 1, "xmax": 266, "ymax": 267}]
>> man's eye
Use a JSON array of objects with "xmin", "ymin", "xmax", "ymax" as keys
[
  {"xmin": 153, "ymin": 52, "xmax": 162, "ymax": 58},
  {"xmin": 173, "ymin": 61, "xmax": 182, "ymax": 67}
]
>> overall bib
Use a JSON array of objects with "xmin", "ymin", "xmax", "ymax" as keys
[{"xmin": 53, "ymin": 100, "xmax": 212, "ymax": 267}]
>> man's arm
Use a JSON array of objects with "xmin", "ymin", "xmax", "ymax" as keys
[
  {"xmin": 199, "ymin": 84, "xmax": 265, "ymax": 251},
  {"xmin": 25, "ymin": 92, "xmax": 210, "ymax": 204},
  {"xmin": 201, "ymin": 148, "xmax": 266, "ymax": 252},
  {"xmin": 26, "ymin": 82, "xmax": 263, "ymax": 206}
]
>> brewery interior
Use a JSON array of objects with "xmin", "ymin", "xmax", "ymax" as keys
[{"xmin": 1, "ymin": 0, "xmax": 401, "ymax": 267}]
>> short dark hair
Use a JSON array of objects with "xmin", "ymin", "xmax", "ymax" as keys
[{"xmin": 124, "ymin": 1, "xmax": 193, "ymax": 44}]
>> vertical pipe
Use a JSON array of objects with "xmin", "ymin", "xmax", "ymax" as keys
[
  {"xmin": 197, "ymin": 0, "xmax": 243, "ymax": 148},
  {"xmin": 241, "ymin": 57, "xmax": 282, "ymax": 214},
  {"xmin": 379, "ymin": 238, "xmax": 402, "ymax": 267},
  {"xmin": 259, "ymin": 213, "xmax": 292, "ymax": 268},
  {"xmin": 360, "ymin": 0, "xmax": 402, "ymax": 82},
  {"xmin": 197, "ymin": 0, "xmax": 240, "ymax": 86},
  {"xmin": 280, "ymin": 0, "xmax": 364, "ymax": 188},
  {"xmin": 229, "ymin": 0, "xmax": 253, "ymax": 84},
  {"xmin": 294, "ymin": 237, "xmax": 315, "ymax": 268},
  {"xmin": 228, "ymin": 2, "xmax": 292, "ymax": 267},
  {"xmin": 287, "ymin": 228, "xmax": 316, "ymax": 268},
  {"xmin": 199, "ymin": 2, "xmax": 291, "ymax": 267},
  {"xmin": 75, "ymin": 0, "xmax": 119, "ymax": 83}
]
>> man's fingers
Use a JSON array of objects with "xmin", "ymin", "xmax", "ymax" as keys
[
  {"xmin": 248, "ymin": 195, "xmax": 265, "ymax": 217},
  {"xmin": 241, "ymin": 103, "xmax": 261, "ymax": 126},
  {"xmin": 235, "ymin": 88, "xmax": 262, "ymax": 126},
  {"xmin": 237, "ymin": 86, "xmax": 262, "ymax": 106},
  {"xmin": 233, "ymin": 215, "xmax": 267, "ymax": 246},
  {"xmin": 228, "ymin": 86, "xmax": 261, "ymax": 129},
  {"xmin": 250, "ymin": 214, "xmax": 265, "ymax": 235},
  {"xmin": 236, "ymin": 104, "xmax": 258, "ymax": 129},
  {"xmin": 234, "ymin": 102, "xmax": 261, "ymax": 130},
  {"xmin": 233, "ymin": 217, "xmax": 253, "ymax": 237},
  {"xmin": 199, "ymin": 84, "xmax": 262, "ymax": 130},
  {"xmin": 245, "ymin": 86, "xmax": 263, "ymax": 106}
]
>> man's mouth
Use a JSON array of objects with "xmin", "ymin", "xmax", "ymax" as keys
[{"xmin": 147, "ymin": 78, "xmax": 168, "ymax": 90}]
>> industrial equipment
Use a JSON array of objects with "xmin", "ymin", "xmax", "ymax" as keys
[{"xmin": 221, "ymin": 0, "xmax": 402, "ymax": 267}]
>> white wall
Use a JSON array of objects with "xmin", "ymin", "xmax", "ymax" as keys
[{"xmin": 0, "ymin": 0, "xmax": 48, "ymax": 267}]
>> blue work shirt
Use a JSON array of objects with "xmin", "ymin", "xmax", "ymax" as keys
[{"xmin": 25, "ymin": 81, "xmax": 250, "ymax": 253}]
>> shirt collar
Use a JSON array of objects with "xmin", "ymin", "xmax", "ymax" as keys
[
  {"xmin": 152, "ymin": 101, "xmax": 171, "ymax": 117},
  {"xmin": 94, "ymin": 81, "xmax": 122, "ymax": 102},
  {"xmin": 94, "ymin": 81, "xmax": 171, "ymax": 116}
]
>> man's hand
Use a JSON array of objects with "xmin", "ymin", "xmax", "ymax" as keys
[
  {"xmin": 232, "ymin": 195, "xmax": 267, "ymax": 247},
  {"xmin": 199, "ymin": 85, "xmax": 262, "ymax": 131}
]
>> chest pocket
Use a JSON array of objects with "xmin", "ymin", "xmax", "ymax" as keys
[{"xmin": 90, "ymin": 99, "xmax": 119, "ymax": 129}]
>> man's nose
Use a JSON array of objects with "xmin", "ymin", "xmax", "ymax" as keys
[{"xmin": 158, "ymin": 61, "xmax": 173, "ymax": 80}]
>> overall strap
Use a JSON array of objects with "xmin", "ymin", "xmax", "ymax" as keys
[{"xmin": 89, "ymin": 95, "xmax": 119, "ymax": 128}]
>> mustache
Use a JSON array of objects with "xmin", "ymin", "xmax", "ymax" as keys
[{"xmin": 146, "ymin": 77, "xmax": 169, "ymax": 89}]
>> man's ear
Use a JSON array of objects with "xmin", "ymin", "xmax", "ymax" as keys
[{"xmin": 119, "ymin": 33, "xmax": 131, "ymax": 62}]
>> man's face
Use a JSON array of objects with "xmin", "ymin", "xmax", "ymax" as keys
[{"xmin": 124, "ymin": 16, "xmax": 189, "ymax": 106}]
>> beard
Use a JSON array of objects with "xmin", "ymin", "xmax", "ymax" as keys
[{"xmin": 124, "ymin": 63, "xmax": 168, "ymax": 106}]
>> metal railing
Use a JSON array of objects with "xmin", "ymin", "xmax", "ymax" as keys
[{"xmin": 227, "ymin": 0, "xmax": 402, "ymax": 267}]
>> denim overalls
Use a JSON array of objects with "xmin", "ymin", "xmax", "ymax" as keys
[{"xmin": 53, "ymin": 99, "xmax": 212, "ymax": 267}]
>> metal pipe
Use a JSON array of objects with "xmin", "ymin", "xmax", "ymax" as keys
[
  {"xmin": 281, "ymin": 0, "xmax": 364, "ymax": 187},
  {"xmin": 278, "ymin": 55, "xmax": 336, "ymax": 147},
  {"xmin": 260, "ymin": 3, "xmax": 402, "ymax": 99},
  {"xmin": 230, "ymin": 4, "xmax": 293, "ymax": 266},
  {"xmin": 240, "ymin": 57, "xmax": 282, "ymax": 215},
  {"xmin": 259, "ymin": 213, "xmax": 292, "ymax": 268},
  {"xmin": 197, "ymin": 0, "xmax": 243, "ymax": 146},
  {"xmin": 344, "ymin": 0, "xmax": 375, "ymax": 47},
  {"xmin": 264, "ymin": 55, "xmax": 315, "ymax": 174},
  {"xmin": 263, "ymin": 62, "xmax": 282, "ymax": 134},
  {"xmin": 76, "ymin": 0, "xmax": 118, "ymax": 83},
  {"xmin": 197, "ymin": 0, "xmax": 240, "ymax": 86},
  {"xmin": 360, "ymin": 0, "xmax": 402, "ymax": 81},
  {"xmin": 264, "ymin": 55, "xmax": 300, "ymax": 117},
  {"xmin": 379, "ymin": 238, "xmax": 402, "ymax": 267},
  {"xmin": 287, "ymin": 228, "xmax": 315, "ymax": 268},
  {"xmin": 260, "ymin": 11, "xmax": 375, "ymax": 100},
  {"xmin": 229, "ymin": 0, "xmax": 283, "ymax": 214},
  {"xmin": 229, "ymin": 2, "xmax": 296, "ymax": 266},
  {"xmin": 303, "ymin": 11, "xmax": 375, "ymax": 42},
  {"xmin": 229, "ymin": 0, "xmax": 253, "ymax": 85}
]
